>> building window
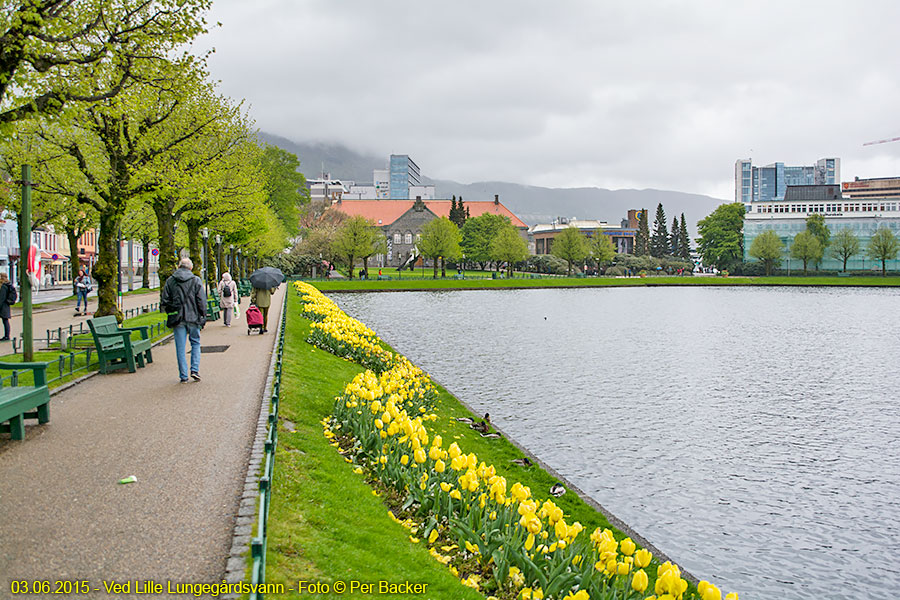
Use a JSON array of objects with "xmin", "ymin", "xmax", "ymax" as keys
[
  {"xmin": 393, "ymin": 232, "xmax": 401, "ymax": 244},
  {"xmin": 404, "ymin": 232, "xmax": 413, "ymax": 244}
]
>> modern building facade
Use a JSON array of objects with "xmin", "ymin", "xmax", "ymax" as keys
[
  {"xmin": 736, "ymin": 158, "xmax": 840, "ymax": 203},
  {"xmin": 841, "ymin": 177, "xmax": 900, "ymax": 199},
  {"xmin": 743, "ymin": 186, "xmax": 900, "ymax": 271},
  {"xmin": 530, "ymin": 214, "xmax": 637, "ymax": 256},
  {"xmin": 389, "ymin": 154, "xmax": 421, "ymax": 200}
]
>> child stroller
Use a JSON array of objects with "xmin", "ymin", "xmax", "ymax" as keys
[{"xmin": 245, "ymin": 304, "xmax": 264, "ymax": 335}]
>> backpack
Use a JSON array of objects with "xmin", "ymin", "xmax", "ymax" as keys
[{"xmin": 222, "ymin": 283, "xmax": 232, "ymax": 298}]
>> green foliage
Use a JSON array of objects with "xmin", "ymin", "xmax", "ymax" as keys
[
  {"xmin": 489, "ymin": 225, "xmax": 528, "ymax": 276},
  {"xmin": 866, "ymin": 227, "xmax": 899, "ymax": 276},
  {"xmin": 805, "ymin": 213, "xmax": 831, "ymax": 269},
  {"xmin": 678, "ymin": 213, "xmax": 691, "ymax": 259},
  {"xmin": 448, "ymin": 196, "xmax": 467, "ymax": 228},
  {"xmin": 550, "ymin": 227, "xmax": 589, "ymax": 275},
  {"xmin": 829, "ymin": 228, "xmax": 860, "ymax": 272},
  {"xmin": 460, "ymin": 213, "xmax": 508, "ymax": 268},
  {"xmin": 522, "ymin": 254, "xmax": 568, "ymax": 275},
  {"xmin": 418, "ymin": 217, "xmax": 461, "ymax": 279},
  {"xmin": 650, "ymin": 203, "xmax": 668, "ymax": 257},
  {"xmin": 790, "ymin": 231, "xmax": 823, "ymax": 275},
  {"xmin": 259, "ymin": 144, "xmax": 308, "ymax": 237},
  {"xmin": 634, "ymin": 208, "xmax": 650, "ymax": 256},
  {"xmin": 748, "ymin": 229, "xmax": 784, "ymax": 276},
  {"xmin": 334, "ymin": 216, "xmax": 382, "ymax": 280},
  {"xmin": 604, "ymin": 265, "xmax": 625, "ymax": 276},
  {"xmin": 591, "ymin": 232, "xmax": 616, "ymax": 265},
  {"xmin": 669, "ymin": 215, "xmax": 680, "ymax": 256},
  {"xmin": 696, "ymin": 203, "xmax": 745, "ymax": 270}
]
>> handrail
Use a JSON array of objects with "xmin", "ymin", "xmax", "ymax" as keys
[{"xmin": 248, "ymin": 292, "xmax": 287, "ymax": 600}]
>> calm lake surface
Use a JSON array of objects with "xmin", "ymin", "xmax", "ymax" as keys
[{"xmin": 331, "ymin": 287, "xmax": 900, "ymax": 600}]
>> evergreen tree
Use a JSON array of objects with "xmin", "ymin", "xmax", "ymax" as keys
[
  {"xmin": 449, "ymin": 196, "xmax": 458, "ymax": 224},
  {"xmin": 634, "ymin": 208, "xmax": 650, "ymax": 256},
  {"xmin": 650, "ymin": 203, "xmax": 669, "ymax": 257},
  {"xmin": 670, "ymin": 216, "xmax": 680, "ymax": 256},
  {"xmin": 679, "ymin": 214, "xmax": 691, "ymax": 259}
]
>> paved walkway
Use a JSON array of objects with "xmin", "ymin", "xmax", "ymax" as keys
[{"xmin": 0, "ymin": 286, "xmax": 285, "ymax": 597}]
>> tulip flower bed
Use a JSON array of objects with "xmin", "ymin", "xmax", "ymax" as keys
[{"xmin": 288, "ymin": 282, "xmax": 738, "ymax": 600}]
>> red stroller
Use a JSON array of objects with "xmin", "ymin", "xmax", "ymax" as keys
[{"xmin": 245, "ymin": 304, "xmax": 264, "ymax": 335}]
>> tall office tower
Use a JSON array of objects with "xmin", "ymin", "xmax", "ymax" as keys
[
  {"xmin": 735, "ymin": 157, "xmax": 840, "ymax": 203},
  {"xmin": 389, "ymin": 154, "xmax": 421, "ymax": 199}
]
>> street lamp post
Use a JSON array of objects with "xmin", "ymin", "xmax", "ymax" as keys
[
  {"xmin": 229, "ymin": 244, "xmax": 234, "ymax": 275},
  {"xmin": 215, "ymin": 234, "xmax": 222, "ymax": 282},
  {"xmin": 237, "ymin": 248, "xmax": 242, "ymax": 281}
]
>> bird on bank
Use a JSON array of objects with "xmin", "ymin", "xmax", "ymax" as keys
[
  {"xmin": 454, "ymin": 417, "xmax": 474, "ymax": 424},
  {"xmin": 549, "ymin": 483, "xmax": 566, "ymax": 497},
  {"xmin": 511, "ymin": 457, "xmax": 533, "ymax": 467},
  {"xmin": 481, "ymin": 432, "xmax": 502, "ymax": 439},
  {"xmin": 471, "ymin": 420, "xmax": 490, "ymax": 434}
]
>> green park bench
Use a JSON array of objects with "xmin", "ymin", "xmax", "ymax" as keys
[
  {"xmin": 0, "ymin": 361, "xmax": 51, "ymax": 440},
  {"xmin": 837, "ymin": 272, "xmax": 851, "ymax": 277},
  {"xmin": 88, "ymin": 316, "xmax": 153, "ymax": 374},
  {"xmin": 206, "ymin": 297, "xmax": 221, "ymax": 321}
]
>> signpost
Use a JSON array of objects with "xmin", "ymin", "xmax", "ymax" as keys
[{"xmin": 20, "ymin": 166, "xmax": 33, "ymax": 361}]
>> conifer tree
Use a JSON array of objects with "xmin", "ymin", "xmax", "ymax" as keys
[
  {"xmin": 634, "ymin": 208, "xmax": 650, "ymax": 256},
  {"xmin": 670, "ymin": 216, "xmax": 680, "ymax": 256},
  {"xmin": 679, "ymin": 214, "xmax": 691, "ymax": 259},
  {"xmin": 651, "ymin": 203, "xmax": 669, "ymax": 257}
]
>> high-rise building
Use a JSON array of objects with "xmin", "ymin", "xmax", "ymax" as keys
[
  {"xmin": 389, "ymin": 154, "xmax": 421, "ymax": 199},
  {"xmin": 735, "ymin": 157, "xmax": 840, "ymax": 203}
]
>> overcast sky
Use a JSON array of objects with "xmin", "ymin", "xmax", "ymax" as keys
[{"xmin": 199, "ymin": 0, "xmax": 900, "ymax": 199}]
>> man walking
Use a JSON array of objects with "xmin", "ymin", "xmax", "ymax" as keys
[{"xmin": 161, "ymin": 258, "xmax": 206, "ymax": 382}]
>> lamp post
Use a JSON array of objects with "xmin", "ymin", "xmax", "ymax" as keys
[
  {"xmin": 215, "ymin": 234, "xmax": 222, "ymax": 282},
  {"xmin": 237, "ymin": 248, "xmax": 242, "ymax": 281},
  {"xmin": 201, "ymin": 227, "xmax": 209, "ymax": 294},
  {"xmin": 229, "ymin": 244, "xmax": 234, "ymax": 275}
]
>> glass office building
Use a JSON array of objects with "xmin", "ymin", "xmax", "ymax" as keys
[
  {"xmin": 735, "ymin": 158, "xmax": 840, "ymax": 203},
  {"xmin": 389, "ymin": 154, "xmax": 421, "ymax": 199}
]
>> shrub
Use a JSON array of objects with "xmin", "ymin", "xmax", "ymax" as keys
[{"xmin": 604, "ymin": 265, "xmax": 625, "ymax": 277}]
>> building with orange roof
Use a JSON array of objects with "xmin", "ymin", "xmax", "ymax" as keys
[{"xmin": 331, "ymin": 195, "xmax": 528, "ymax": 268}]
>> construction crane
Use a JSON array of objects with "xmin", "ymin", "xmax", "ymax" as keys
[{"xmin": 863, "ymin": 136, "xmax": 900, "ymax": 146}]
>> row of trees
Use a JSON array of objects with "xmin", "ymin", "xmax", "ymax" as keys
[
  {"xmin": 749, "ymin": 216, "xmax": 900, "ymax": 276},
  {"xmin": 634, "ymin": 204, "xmax": 691, "ymax": 259},
  {"xmin": 0, "ymin": 0, "xmax": 306, "ymax": 317}
]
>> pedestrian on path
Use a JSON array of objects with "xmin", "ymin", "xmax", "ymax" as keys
[
  {"xmin": 0, "ymin": 273, "xmax": 16, "ymax": 340},
  {"xmin": 74, "ymin": 269, "xmax": 91, "ymax": 315},
  {"xmin": 161, "ymin": 258, "xmax": 206, "ymax": 383},
  {"xmin": 216, "ymin": 272, "xmax": 238, "ymax": 327},
  {"xmin": 250, "ymin": 284, "xmax": 277, "ymax": 333}
]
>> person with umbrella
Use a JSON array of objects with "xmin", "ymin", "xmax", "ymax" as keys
[{"xmin": 249, "ymin": 267, "xmax": 283, "ymax": 333}]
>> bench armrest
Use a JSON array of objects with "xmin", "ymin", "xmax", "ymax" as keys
[
  {"xmin": 0, "ymin": 361, "xmax": 49, "ymax": 386},
  {"xmin": 94, "ymin": 331, "xmax": 131, "ymax": 340},
  {"xmin": 120, "ymin": 326, "xmax": 150, "ymax": 339}
]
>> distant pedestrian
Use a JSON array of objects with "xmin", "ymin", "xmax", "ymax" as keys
[
  {"xmin": 250, "ymin": 284, "xmax": 277, "ymax": 333},
  {"xmin": 74, "ymin": 269, "xmax": 91, "ymax": 315},
  {"xmin": 0, "ymin": 273, "xmax": 16, "ymax": 341},
  {"xmin": 217, "ymin": 272, "xmax": 238, "ymax": 327},
  {"xmin": 161, "ymin": 257, "xmax": 207, "ymax": 383}
]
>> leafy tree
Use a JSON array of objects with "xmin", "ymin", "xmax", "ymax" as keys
[
  {"xmin": 460, "ymin": 213, "xmax": 507, "ymax": 270},
  {"xmin": 333, "ymin": 215, "xmax": 379, "ymax": 280},
  {"xmin": 805, "ymin": 214, "xmax": 831, "ymax": 270},
  {"xmin": 591, "ymin": 231, "xmax": 616, "ymax": 270},
  {"xmin": 551, "ymin": 226, "xmax": 589, "ymax": 276},
  {"xmin": 490, "ymin": 224, "xmax": 528, "ymax": 277},
  {"xmin": 650, "ymin": 203, "xmax": 668, "ymax": 257},
  {"xmin": 669, "ymin": 216, "xmax": 680, "ymax": 256},
  {"xmin": 448, "ymin": 195, "xmax": 467, "ymax": 228},
  {"xmin": 0, "ymin": 0, "xmax": 211, "ymax": 126},
  {"xmin": 359, "ymin": 234, "xmax": 387, "ymax": 279},
  {"xmin": 634, "ymin": 208, "xmax": 650, "ymax": 256},
  {"xmin": 678, "ymin": 214, "xmax": 691, "ymax": 259},
  {"xmin": 790, "ymin": 231, "xmax": 822, "ymax": 275},
  {"xmin": 259, "ymin": 144, "xmax": 308, "ymax": 237},
  {"xmin": 829, "ymin": 228, "xmax": 860, "ymax": 272},
  {"xmin": 696, "ymin": 203, "xmax": 745, "ymax": 270},
  {"xmin": 419, "ymin": 217, "xmax": 461, "ymax": 278},
  {"xmin": 748, "ymin": 229, "xmax": 783, "ymax": 276},
  {"xmin": 866, "ymin": 227, "xmax": 899, "ymax": 276}
]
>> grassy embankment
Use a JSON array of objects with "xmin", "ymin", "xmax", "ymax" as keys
[
  {"xmin": 308, "ymin": 274, "xmax": 900, "ymax": 293},
  {"xmin": 265, "ymin": 290, "xmax": 689, "ymax": 598},
  {"xmin": 0, "ymin": 311, "xmax": 168, "ymax": 389}
]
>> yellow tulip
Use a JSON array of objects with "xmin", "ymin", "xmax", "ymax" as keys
[
  {"xmin": 631, "ymin": 569, "xmax": 649, "ymax": 593},
  {"xmin": 400, "ymin": 454, "xmax": 409, "ymax": 466},
  {"xmin": 440, "ymin": 482, "xmax": 452, "ymax": 492},
  {"xmin": 634, "ymin": 548, "xmax": 653, "ymax": 568},
  {"xmin": 414, "ymin": 448, "xmax": 426, "ymax": 464},
  {"xmin": 449, "ymin": 489, "xmax": 462, "ymax": 500},
  {"xmin": 725, "ymin": 594, "xmax": 739, "ymax": 600},
  {"xmin": 525, "ymin": 533, "xmax": 535, "ymax": 551},
  {"xmin": 620, "ymin": 537, "xmax": 636, "ymax": 556},
  {"xmin": 428, "ymin": 529, "xmax": 439, "ymax": 544},
  {"xmin": 434, "ymin": 459, "xmax": 446, "ymax": 473}
]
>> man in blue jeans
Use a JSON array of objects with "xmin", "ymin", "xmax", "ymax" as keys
[{"xmin": 160, "ymin": 257, "xmax": 207, "ymax": 382}]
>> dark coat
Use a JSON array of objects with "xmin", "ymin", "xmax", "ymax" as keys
[
  {"xmin": 161, "ymin": 267, "xmax": 207, "ymax": 326},
  {"xmin": 0, "ymin": 282, "xmax": 14, "ymax": 319}
]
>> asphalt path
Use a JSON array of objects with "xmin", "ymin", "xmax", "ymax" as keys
[{"xmin": 0, "ymin": 285, "xmax": 284, "ymax": 598}]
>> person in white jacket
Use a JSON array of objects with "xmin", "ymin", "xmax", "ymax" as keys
[{"xmin": 216, "ymin": 272, "xmax": 238, "ymax": 327}]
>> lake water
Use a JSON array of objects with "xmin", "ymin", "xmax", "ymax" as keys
[{"xmin": 331, "ymin": 287, "xmax": 900, "ymax": 600}]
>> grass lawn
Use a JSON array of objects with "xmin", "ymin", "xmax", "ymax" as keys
[
  {"xmin": 307, "ymin": 274, "xmax": 900, "ymax": 292},
  {"xmin": 267, "ymin": 289, "xmax": 698, "ymax": 597}
]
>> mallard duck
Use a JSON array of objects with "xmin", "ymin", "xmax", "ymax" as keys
[
  {"xmin": 455, "ymin": 417, "xmax": 474, "ymax": 424},
  {"xmin": 470, "ymin": 420, "xmax": 490, "ymax": 434},
  {"xmin": 511, "ymin": 457, "xmax": 533, "ymax": 467},
  {"xmin": 549, "ymin": 483, "xmax": 566, "ymax": 497},
  {"xmin": 481, "ymin": 432, "xmax": 502, "ymax": 439}
]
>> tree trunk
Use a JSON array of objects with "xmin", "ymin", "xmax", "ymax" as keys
[
  {"xmin": 93, "ymin": 209, "xmax": 123, "ymax": 320},
  {"xmin": 186, "ymin": 220, "xmax": 201, "ymax": 276},
  {"xmin": 843, "ymin": 257, "xmax": 848, "ymax": 273},
  {"xmin": 567, "ymin": 261, "xmax": 573, "ymax": 276},
  {"xmin": 362, "ymin": 257, "xmax": 370, "ymax": 279},
  {"xmin": 441, "ymin": 257, "xmax": 446, "ymax": 278},
  {"xmin": 803, "ymin": 260, "xmax": 808, "ymax": 275},
  {"xmin": 67, "ymin": 228, "xmax": 81, "ymax": 295},
  {"xmin": 433, "ymin": 257, "xmax": 438, "ymax": 279},
  {"xmin": 882, "ymin": 259, "xmax": 887, "ymax": 277},
  {"xmin": 152, "ymin": 196, "xmax": 177, "ymax": 284},
  {"xmin": 141, "ymin": 236, "xmax": 150, "ymax": 288},
  {"xmin": 347, "ymin": 254, "xmax": 354, "ymax": 279}
]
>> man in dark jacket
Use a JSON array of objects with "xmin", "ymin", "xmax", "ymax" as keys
[{"xmin": 160, "ymin": 257, "xmax": 207, "ymax": 382}]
